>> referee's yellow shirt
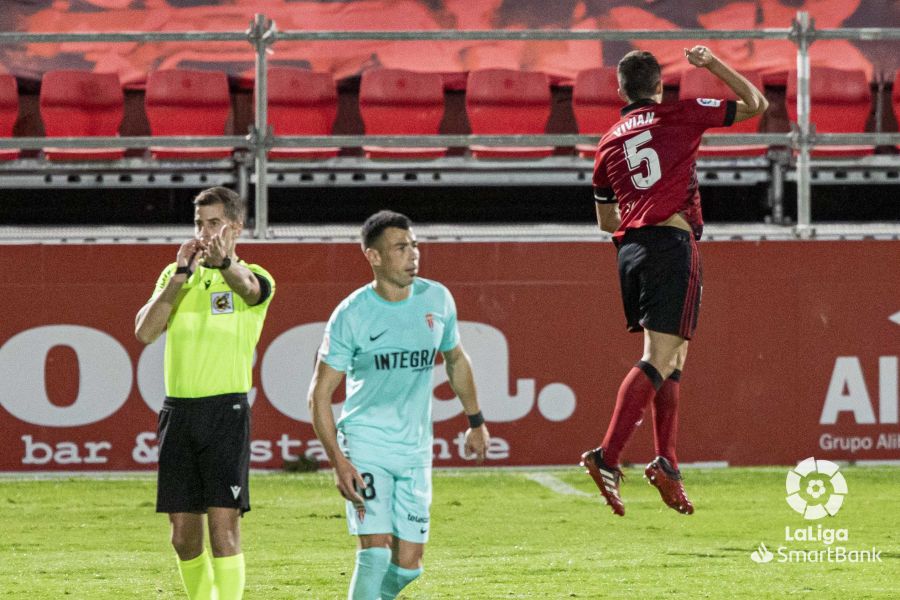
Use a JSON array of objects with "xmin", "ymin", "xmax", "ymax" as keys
[{"xmin": 150, "ymin": 260, "xmax": 275, "ymax": 398}]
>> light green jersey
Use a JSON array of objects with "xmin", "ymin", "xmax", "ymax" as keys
[
  {"xmin": 320, "ymin": 278, "xmax": 460, "ymax": 468},
  {"xmin": 151, "ymin": 260, "xmax": 275, "ymax": 398}
]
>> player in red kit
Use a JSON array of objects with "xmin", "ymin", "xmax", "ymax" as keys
[{"xmin": 581, "ymin": 46, "xmax": 768, "ymax": 516}]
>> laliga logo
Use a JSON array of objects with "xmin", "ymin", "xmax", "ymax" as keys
[
  {"xmin": 785, "ymin": 457, "xmax": 848, "ymax": 520},
  {"xmin": 750, "ymin": 543, "xmax": 774, "ymax": 564}
]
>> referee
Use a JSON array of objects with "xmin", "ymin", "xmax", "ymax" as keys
[{"xmin": 135, "ymin": 187, "xmax": 275, "ymax": 600}]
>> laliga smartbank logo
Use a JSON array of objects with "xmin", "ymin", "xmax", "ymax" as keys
[
  {"xmin": 749, "ymin": 543, "xmax": 774, "ymax": 564},
  {"xmin": 785, "ymin": 457, "xmax": 846, "ymax": 519},
  {"xmin": 749, "ymin": 457, "xmax": 881, "ymax": 565}
]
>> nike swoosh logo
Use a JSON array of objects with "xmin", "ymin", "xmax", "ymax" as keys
[
  {"xmin": 369, "ymin": 330, "xmax": 388, "ymax": 341},
  {"xmin": 420, "ymin": 528, "xmax": 428, "ymax": 534}
]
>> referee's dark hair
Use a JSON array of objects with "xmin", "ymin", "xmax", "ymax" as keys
[
  {"xmin": 361, "ymin": 210, "xmax": 413, "ymax": 250},
  {"xmin": 618, "ymin": 50, "xmax": 661, "ymax": 102},
  {"xmin": 193, "ymin": 186, "xmax": 246, "ymax": 223}
]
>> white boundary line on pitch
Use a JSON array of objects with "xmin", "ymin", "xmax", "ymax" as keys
[{"xmin": 523, "ymin": 472, "xmax": 593, "ymax": 497}]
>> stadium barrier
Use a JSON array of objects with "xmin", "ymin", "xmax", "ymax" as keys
[{"xmin": 1, "ymin": 13, "xmax": 900, "ymax": 238}]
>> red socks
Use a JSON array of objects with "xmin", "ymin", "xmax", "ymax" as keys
[
  {"xmin": 601, "ymin": 361, "xmax": 663, "ymax": 466},
  {"xmin": 652, "ymin": 369, "xmax": 681, "ymax": 470}
]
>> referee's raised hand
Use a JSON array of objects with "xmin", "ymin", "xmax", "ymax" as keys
[
  {"xmin": 175, "ymin": 238, "xmax": 203, "ymax": 273},
  {"xmin": 204, "ymin": 223, "xmax": 235, "ymax": 267}
]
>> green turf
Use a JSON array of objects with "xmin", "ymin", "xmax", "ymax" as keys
[{"xmin": 1, "ymin": 466, "xmax": 897, "ymax": 599}]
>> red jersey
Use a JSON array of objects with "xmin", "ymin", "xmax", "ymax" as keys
[{"xmin": 592, "ymin": 98, "xmax": 736, "ymax": 240}]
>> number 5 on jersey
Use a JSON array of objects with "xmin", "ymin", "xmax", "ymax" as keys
[{"xmin": 624, "ymin": 131, "xmax": 661, "ymax": 189}]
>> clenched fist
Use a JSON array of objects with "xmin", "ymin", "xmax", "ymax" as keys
[{"xmin": 684, "ymin": 46, "xmax": 716, "ymax": 68}]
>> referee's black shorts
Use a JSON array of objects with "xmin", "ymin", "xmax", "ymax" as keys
[
  {"xmin": 616, "ymin": 226, "xmax": 703, "ymax": 340},
  {"xmin": 156, "ymin": 393, "xmax": 251, "ymax": 515}
]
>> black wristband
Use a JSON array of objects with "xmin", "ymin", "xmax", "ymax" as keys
[
  {"xmin": 466, "ymin": 411, "xmax": 485, "ymax": 428},
  {"xmin": 174, "ymin": 265, "xmax": 192, "ymax": 276},
  {"xmin": 206, "ymin": 257, "xmax": 232, "ymax": 270}
]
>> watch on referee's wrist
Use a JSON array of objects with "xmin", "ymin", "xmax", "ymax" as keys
[
  {"xmin": 208, "ymin": 257, "xmax": 232, "ymax": 270},
  {"xmin": 174, "ymin": 265, "xmax": 192, "ymax": 277}
]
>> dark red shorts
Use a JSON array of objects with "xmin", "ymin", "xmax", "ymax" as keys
[{"xmin": 616, "ymin": 226, "xmax": 702, "ymax": 340}]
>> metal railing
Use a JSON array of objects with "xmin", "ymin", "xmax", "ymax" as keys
[{"xmin": 1, "ymin": 12, "xmax": 899, "ymax": 238}]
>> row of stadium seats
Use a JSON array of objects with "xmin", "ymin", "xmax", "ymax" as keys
[{"xmin": 0, "ymin": 66, "xmax": 895, "ymax": 162}]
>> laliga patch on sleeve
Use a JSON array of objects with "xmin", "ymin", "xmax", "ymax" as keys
[
  {"xmin": 697, "ymin": 98, "xmax": 722, "ymax": 107},
  {"xmin": 211, "ymin": 291, "xmax": 234, "ymax": 314}
]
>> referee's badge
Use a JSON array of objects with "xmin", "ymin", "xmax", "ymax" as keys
[{"xmin": 211, "ymin": 291, "xmax": 234, "ymax": 314}]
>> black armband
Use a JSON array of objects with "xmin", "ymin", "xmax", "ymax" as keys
[
  {"xmin": 723, "ymin": 100, "xmax": 737, "ymax": 127},
  {"xmin": 594, "ymin": 186, "xmax": 617, "ymax": 204},
  {"xmin": 466, "ymin": 411, "xmax": 485, "ymax": 428},
  {"xmin": 252, "ymin": 273, "xmax": 272, "ymax": 306}
]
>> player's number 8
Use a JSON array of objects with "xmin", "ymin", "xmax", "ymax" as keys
[
  {"xmin": 624, "ymin": 130, "xmax": 662, "ymax": 190},
  {"xmin": 358, "ymin": 472, "xmax": 377, "ymax": 500}
]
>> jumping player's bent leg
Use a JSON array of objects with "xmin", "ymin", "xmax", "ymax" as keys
[
  {"xmin": 648, "ymin": 383, "xmax": 696, "ymax": 515},
  {"xmin": 381, "ymin": 539, "xmax": 424, "ymax": 599},
  {"xmin": 644, "ymin": 339, "xmax": 694, "ymax": 514},
  {"xmin": 603, "ymin": 329, "xmax": 685, "ymax": 465},
  {"xmin": 601, "ymin": 360, "xmax": 663, "ymax": 466},
  {"xmin": 651, "ymin": 341, "xmax": 688, "ymax": 468},
  {"xmin": 652, "ymin": 369, "xmax": 682, "ymax": 469},
  {"xmin": 583, "ymin": 329, "xmax": 685, "ymax": 515}
]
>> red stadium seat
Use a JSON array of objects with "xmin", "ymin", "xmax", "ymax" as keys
[
  {"xmin": 465, "ymin": 69, "xmax": 553, "ymax": 159},
  {"xmin": 572, "ymin": 67, "xmax": 621, "ymax": 159},
  {"xmin": 266, "ymin": 68, "xmax": 339, "ymax": 160},
  {"xmin": 786, "ymin": 67, "xmax": 873, "ymax": 157},
  {"xmin": 145, "ymin": 69, "xmax": 232, "ymax": 159},
  {"xmin": 0, "ymin": 74, "xmax": 19, "ymax": 161},
  {"xmin": 679, "ymin": 69, "xmax": 767, "ymax": 157},
  {"xmin": 359, "ymin": 68, "xmax": 446, "ymax": 159},
  {"xmin": 39, "ymin": 70, "xmax": 124, "ymax": 160}
]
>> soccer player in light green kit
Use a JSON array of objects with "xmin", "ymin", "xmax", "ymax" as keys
[
  {"xmin": 309, "ymin": 210, "xmax": 489, "ymax": 600},
  {"xmin": 135, "ymin": 187, "xmax": 275, "ymax": 600}
]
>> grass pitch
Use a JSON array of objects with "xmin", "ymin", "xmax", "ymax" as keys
[{"xmin": 1, "ymin": 466, "xmax": 897, "ymax": 599}]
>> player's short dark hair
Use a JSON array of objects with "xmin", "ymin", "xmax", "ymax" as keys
[
  {"xmin": 361, "ymin": 210, "xmax": 412, "ymax": 249},
  {"xmin": 617, "ymin": 50, "xmax": 661, "ymax": 102},
  {"xmin": 193, "ymin": 186, "xmax": 245, "ymax": 223}
]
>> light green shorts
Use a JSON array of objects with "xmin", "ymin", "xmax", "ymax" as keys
[{"xmin": 345, "ymin": 460, "xmax": 432, "ymax": 544}]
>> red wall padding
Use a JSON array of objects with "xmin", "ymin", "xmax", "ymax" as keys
[{"xmin": 1, "ymin": 240, "xmax": 898, "ymax": 471}]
